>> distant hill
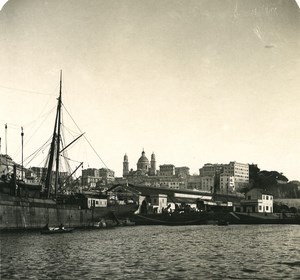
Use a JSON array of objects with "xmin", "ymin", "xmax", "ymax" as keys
[{"xmin": 248, "ymin": 164, "xmax": 300, "ymax": 199}]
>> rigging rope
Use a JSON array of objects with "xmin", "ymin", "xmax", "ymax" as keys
[
  {"xmin": 12, "ymin": 106, "xmax": 57, "ymax": 160},
  {"xmin": 62, "ymin": 104, "xmax": 110, "ymax": 170},
  {"xmin": 0, "ymin": 84, "xmax": 56, "ymax": 96}
]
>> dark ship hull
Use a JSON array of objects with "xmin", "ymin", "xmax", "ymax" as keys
[
  {"xmin": 130, "ymin": 212, "xmax": 217, "ymax": 226},
  {"xmin": 0, "ymin": 192, "xmax": 138, "ymax": 230},
  {"xmin": 130, "ymin": 211, "xmax": 300, "ymax": 226},
  {"xmin": 229, "ymin": 212, "xmax": 300, "ymax": 225}
]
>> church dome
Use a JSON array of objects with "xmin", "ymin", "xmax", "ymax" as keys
[
  {"xmin": 137, "ymin": 151, "xmax": 149, "ymax": 165},
  {"xmin": 137, "ymin": 150, "xmax": 150, "ymax": 171}
]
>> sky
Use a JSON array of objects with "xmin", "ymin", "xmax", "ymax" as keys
[{"xmin": 0, "ymin": 0, "xmax": 299, "ymax": 180}]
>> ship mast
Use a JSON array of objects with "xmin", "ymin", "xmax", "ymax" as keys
[
  {"xmin": 45, "ymin": 70, "xmax": 63, "ymax": 198},
  {"xmin": 54, "ymin": 71, "xmax": 62, "ymax": 198},
  {"xmin": 21, "ymin": 127, "xmax": 24, "ymax": 180}
]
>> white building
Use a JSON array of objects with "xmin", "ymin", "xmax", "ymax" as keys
[
  {"xmin": 223, "ymin": 161, "xmax": 249, "ymax": 190},
  {"xmin": 150, "ymin": 194, "xmax": 168, "ymax": 213},
  {"xmin": 240, "ymin": 188, "xmax": 273, "ymax": 213}
]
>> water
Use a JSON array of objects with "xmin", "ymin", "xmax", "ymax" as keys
[{"xmin": 0, "ymin": 225, "xmax": 299, "ymax": 279}]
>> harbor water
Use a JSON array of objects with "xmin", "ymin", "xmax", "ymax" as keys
[{"xmin": 0, "ymin": 224, "xmax": 299, "ymax": 279}]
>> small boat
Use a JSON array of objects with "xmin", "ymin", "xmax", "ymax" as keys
[
  {"xmin": 92, "ymin": 219, "xmax": 111, "ymax": 229},
  {"xmin": 40, "ymin": 227, "xmax": 74, "ymax": 234},
  {"xmin": 217, "ymin": 220, "xmax": 229, "ymax": 226},
  {"xmin": 122, "ymin": 218, "xmax": 135, "ymax": 226}
]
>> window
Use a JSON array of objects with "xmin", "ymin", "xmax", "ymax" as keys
[
  {"xmin": 259, "ymin": 205, "xmax": 262, "ymax": 210},
  {"xmin": 266, "ymin": 196, "xmax": 269, "ymax": 200},
  {"xmin": 266, "ymin": 206, "xmax": 269, "ymax": 211}
]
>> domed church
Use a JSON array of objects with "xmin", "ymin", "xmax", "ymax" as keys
[
  {"xmin": 137, "ymin": 150, "xmax": 149, "ymax": 173},
  {"xmin": 123, "ymin": 150, "xmax": 156, "ymax": 177}
]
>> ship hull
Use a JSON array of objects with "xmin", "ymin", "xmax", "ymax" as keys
[
  {"xmin": 130, "ymin": 212, "xmax": 213, "ymax": 226},
  {"xmin": 229, "ymin": 212, "xmax": 300, "ymax": 225},
  {"xmin": 130, "ymin": 211, "xmax": 300, "ymax": 226},
  {"xmin": 0, "ymin": 193, "xmax": 138, "ymax": 230}
]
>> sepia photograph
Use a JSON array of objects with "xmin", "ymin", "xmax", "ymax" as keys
[{"xmin": 0, "ymin": 0, "xmax": 299, "ymax": 279}]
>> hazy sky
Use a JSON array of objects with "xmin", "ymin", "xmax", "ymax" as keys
[{"xmin": 0, "ymin": 0, "xmax": 299, "ymax": 180}]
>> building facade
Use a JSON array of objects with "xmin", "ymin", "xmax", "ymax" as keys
[
  {"xmin": 223, "ymin": 161, "xmax": 249, "ymax": 190},
  {"xmin": 240, "ymin": 188, "xmax": 273, "ymax": 213},
  {"xmin": 200, "ymin": 176, "xmax": 215, "ymax": 192},
  {"xmin": 199, "ymin": 163, "xmax": 223, "ymax": 177},
  {"xmin": 81, "ymin": 167, "xmax": 115, "ymax": 190},
  {"xmin": 175, "ymin": 167, "xmax": 190, "ymax": 178},
  {"xmin": 159, "ymin": 164, "xmax": 175, "ymax": 177},
  {"xmin": 220, "ymin": 174, "xmax": 235, "ymax": 193},
  {"xmin": 187, "ymin": 175, "xmax": 202, "ymax": 190}
]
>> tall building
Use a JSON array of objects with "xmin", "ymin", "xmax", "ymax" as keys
[
  {"xmin": 223, "ymin": 161, "xmax": 249, "ymax": 190},
  {"xmin": 200, "ymin": 176, "xmax": 215, "ymax": 192},
  {"xmin": 187, "ymin": 175, "xmax": 202, "ymax": 190},
  {"xmin": 220, "ymin": 174, "xmax": 235, "ymax": 193},
  {"xmin": 199, "ymin": 163, "xmax": 223, "ymax": 177},
  {"xmin": 30, "ymin": 166, "xmax": 47, "ymax": 180},
  {"xmin": 159, "ymin": 164, "xmax": 175, "ymax": 176},
  {"xmin": 99, "ymin": 168, "xmax": 115, "ymax": 184},
  {"xmin": 82, "ymin": 168, "xmax": 99, "ymax": 178},
  {"xmin": 123, "ymin": 154, "xmax": 129, "ymax": 176},
  {"xmin": 81, "ymin": 169, "xmax": 99, "ymax": 189},
  {"xmin": 175, "ymin": 167, "xmax": 190, "ymax": 178}
]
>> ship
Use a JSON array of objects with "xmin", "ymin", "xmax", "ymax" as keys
[
  {"xmin": 129, "ymin": 207, "xmax": 300, "ymax": 226},
  {"xmin": 109, "ymin": 184, "xmax": 300, "ymax": 226},
  {"xmin": 0, "ymin": 72, "xmax": 138, "ymax": 231}
]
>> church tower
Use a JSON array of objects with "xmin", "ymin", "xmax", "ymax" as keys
[
  {"xmin": 123, "ymin": 154, "xmax": 129, "ymax": 176},
  {"xmin": 150, "ymin": 152, "xmax": 156, "ymax": 176}
]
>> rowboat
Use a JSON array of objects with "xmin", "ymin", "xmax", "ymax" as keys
[{"xmin": 40, "ymin": 227, "xmax": 74, "ymax": 234}]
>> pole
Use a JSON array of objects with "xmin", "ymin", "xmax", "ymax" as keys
[
  {"xmin": 5, "ymin": 124, "xmax": 8, "ymax": 170},
  {"xmin": 5, "ymin": 124, "xmax": 7, "ymax": 155},
  {"xmin": 21, "ymin": 127, "xmax": 24, "ymax": 180}
]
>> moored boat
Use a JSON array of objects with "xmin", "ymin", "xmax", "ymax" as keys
[
  {"xmin": 40, "ymin": 227, "xmax": 74, "ymax": 234},
  {"xmin": 130, "ymin": 211, "xmax": 212, "ymax": 226},
  {"xmin": 217, "ymin": 219, "xmax": 229, "ymax": 226}
]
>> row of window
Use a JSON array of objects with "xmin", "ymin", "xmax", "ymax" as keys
[{"xmin": 259, "ymin": 205, "xmax": 272, "ymax": 211}]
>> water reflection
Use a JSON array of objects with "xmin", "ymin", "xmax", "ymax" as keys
[{"xmin": 1, "ymin": 225, "xmax": 299, "ymax": 279}]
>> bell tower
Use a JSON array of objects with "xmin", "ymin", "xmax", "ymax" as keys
[
  {"xmin": 150, "ymin": 152, "xmax": 156, "ymax": 176},
  {"xmin": 123, "ymin": 154, "xmax": 129, "ymax": 176}
]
